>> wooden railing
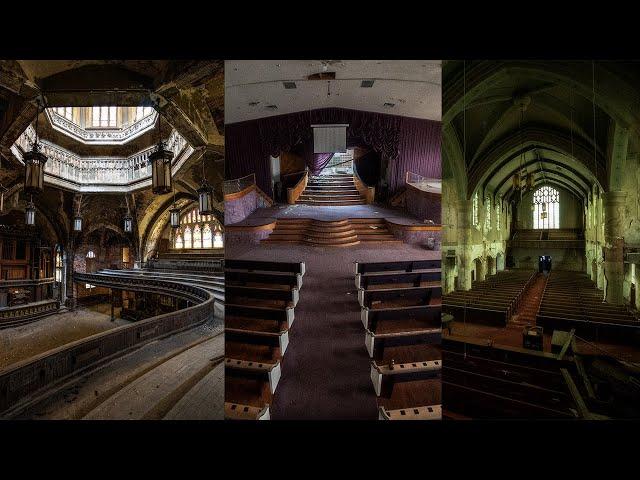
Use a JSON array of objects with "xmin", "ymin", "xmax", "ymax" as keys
[
  {"xmin": 0, "ymin": 272, "xmax": 215, "ymax": 415},
  {"xmin": 353, "ymin": 168, "xmax": 375, "ymax": 204},
  {"xmin": 0, "ymin": 299, "xmax": 60, "ymax": 330},
  {"xmin": 287, "ymin": 170, "xmax": 308, "ymax": 205}
]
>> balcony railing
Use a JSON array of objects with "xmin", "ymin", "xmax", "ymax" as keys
[
  {"xmin": 46, "ymin": 109, "xmax": 158, "ymax": 145},
  {"xmin": 12, "ymin": 127, "xmax": 188, "ymax": 188}
]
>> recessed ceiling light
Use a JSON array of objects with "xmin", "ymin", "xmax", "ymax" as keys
[
  {"xmin": 283, "ymin": 81, "xmax": 297, "ymax": 89},
  {"xmin": 383, "ymin": 102, "xmax": 395, "ymax": 108},
  {"xmin": 266, "ymin": 105, "xmax": 278, "ymax": 110},
  {"xmin": 361, "ymin": 80, "xmax": 375, "ymax": 88}
]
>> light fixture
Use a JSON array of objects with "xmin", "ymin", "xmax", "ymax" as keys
[
  {"xmin": 197, "ymin": 153, "xmax": 214, "ymax": 215},
  {"xmin": 149, "ymin": 104, "xmax": 173, "ymax": 195},
  {"xmin": 123, "ymin": 196, "xmax": 133, "ymax": 233},
  {"xmin": 123, "ymin": 213, "xmax": 133, "ymax": 233},
  {"xmin": 170, "ymin": 187, "xmax": 180, "ymax": 228},
  {"xmin": 73, "ymin": 195, "xmax": 82, "ymax": 232},
  {"xmin": 25, "ymin": 196, "xmax": 36, "ymax": 226},
  {"xmin": 24, "ymin": 99, "xmax": 48, "ymax": 195}
]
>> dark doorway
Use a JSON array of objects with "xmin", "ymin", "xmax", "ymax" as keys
[{"xmin": 538, "ymin": 255, "xmax": 552, "ymax": 274}]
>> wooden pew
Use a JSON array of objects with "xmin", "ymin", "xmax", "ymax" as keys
[
  {"xmin": 226, "ymin": 303, "xmax": 295, "ymax": 327},
  {"xmin": 226, "ymin": 259, "xmax": 305, "ymax": 276},
  {"xmin": 355, "ymin": 259, "xmax": 441, "ymax": 275},
  {"xmin": 358, "ymin": 286, "xmax": 441, "ymax": 308},
  {"xmin": 226, "ymin": 285, "xmax": 299, "ymax": 307},
  {"xmin": 356, "ymin": 270, "xmax": 441, "ymax": 289},
  {"xmin": 372, "ymin": 360, "xmax": 442, "ymax": 421},
  {"xmin": 225, "ymin": 270, "xmax": 302, "ymax": 289},
  {"xmin": 225, "ymin": 327, "xmax": 289, "ymax": 362},
  {"xmin": 362, "ymin": 304, "xmax": 441, "ymax": 331},
  {"xmin": 225, "ymin": 358, "xmax": 281, "ymax": 420}
]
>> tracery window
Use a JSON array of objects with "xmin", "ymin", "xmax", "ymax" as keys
[
  {"xmin": 532, "ymin": 186, "xmax": 560, "ymax": 229},
  {"xmin": 55, "ymin": 246, "xmax": 63, "ymax": 283},
  {"xmin": 86, "ymin": 251, "xmax": 95, "ymax": 258},
  {"xmin": 496, "ymin": 200, "xmax": 501, "ymax": 230},
  {"xmin": 472, "ymin": 192, "xmax": 479, "ymax": 226},
  {"xmin": 485, "ymin": 196, "xmax": 491, "ymax": 231},
  {"xmin": 172, "ymin": 206, "xmax": 223, "ymax": 249}
]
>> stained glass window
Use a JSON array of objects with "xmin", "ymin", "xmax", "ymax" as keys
[
  {"xmin": 472, "ymin": 192, "xmax": 479, "ymax": 226},
  {"xmin": 533, "ymin": 186, "xmax": 560, "ymax": 229}
]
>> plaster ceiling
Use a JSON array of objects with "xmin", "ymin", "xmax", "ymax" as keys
[{"xmin": 225, "ymin": 60, "xmax": 441, "ymax": 123}]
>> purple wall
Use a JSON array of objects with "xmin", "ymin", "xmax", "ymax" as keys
[
  {"xmin": 224, "ymin": 188, "xmax": 259, "ymax": 225},
  {"xmin": 225, "ymin": 108, "xmax": 442, "ymax": 196}
]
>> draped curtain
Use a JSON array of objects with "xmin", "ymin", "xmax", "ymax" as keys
[{"xmin": 225, "ymin": 108, "xmax": 441, "ymax": 197}]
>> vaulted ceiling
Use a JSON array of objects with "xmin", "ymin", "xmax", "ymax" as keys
[
  {"xmin": 0, "ymin": 60, "xmax": 225, "ymax": 256},
  {"xmin": 442, "ymin": 60, "xmax": 640, "ymax": 202}
]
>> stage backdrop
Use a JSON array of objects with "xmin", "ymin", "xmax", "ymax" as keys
[{"xmin": 225, "ymin": 108, "xmax": 441, "ymax": 198}]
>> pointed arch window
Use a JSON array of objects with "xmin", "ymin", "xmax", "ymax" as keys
[
  {"xmin": 193, "ymin": 224, "xmax": 202, "ymax": 249},
  {"xmin": 175, "ymin": 232, "xmax": 184, "ymax": 249},
  {"xmin": 183, "ymin": 226, "xmax": 192, "ymax": 249},
  {"xmin": 472, "ymin": 192, "xmax": 479, "ymax": 227},
  {"xmin": 485, "ymin": 196, "xmax": 491, "ymax": 231},
  {"xmin": 533, "ymin": 186, "xmax": 560, "ymax": 229},
  {"xmin": 202, "ymin": 224, "xmax": 213, "ymax": 248}
]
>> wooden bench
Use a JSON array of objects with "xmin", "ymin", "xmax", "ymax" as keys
[
  {"xmin": 226, "ymin": 270, "xmax": 302, "ymax": 289},
  {"xmin": 226, "ymin": 285, "xmax": 299, "ymax": 307},
  {"xmin": 224, "ymin": 358, "xmax": 281, "ymax": 420},
  {"xmin": 358, "ymin": 286, "xmax": 441, "ymax": 309},
  {"xmin": 356, "ymin": 270, "xmax": 441, "ymax": 289},
  {"xmin": 355, "ymin": 259, "xmax": 441, "ymax": 275},
  {"xmin": 226, "ymin": 259, "xmax": 305, "ymax": 276},
  {"xmin": 362, "ymin": 304, "xmax": 441, "ymax": 332}
]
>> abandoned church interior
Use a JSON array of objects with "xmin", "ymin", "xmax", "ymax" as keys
[
  {"xmin": 442, "ymin": 60, "xmax": 640, "ymax": 419},
  {"xmin": 224, "ymin": 60, "xmax": 442, "ymax": 420},
  {"xmin": 0, "ymin": 60, "xmax": 225, "ymax": 420}
]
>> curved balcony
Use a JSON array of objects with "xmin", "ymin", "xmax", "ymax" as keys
[
  {"xmin": 0, "ymin": 270, "xmax": 220, "ymax": 416},
  {"xmin": 10, "ymin": 127, "xmax": 193, "ymax": 193}
]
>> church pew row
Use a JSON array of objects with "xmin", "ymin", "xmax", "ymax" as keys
[
  {"xmin": 537, "ymin": 271, "xmax": 640, "ymax": 346},
  {"xmin": 226, "ymin": 285, "xmax": 299, "ymax": 308},
  {"xmin": 356, "ymin": 270, "xmax": 440, "ymax": 290},
  {"xmin": 225, "ymin": 259, "xmax": 305, "ymax": 276},
  {"xmin": 355, "ymin": 260, "xmax": 441, "ymax": 275},
  {"xmin": 441, "ymin": 337, "xmax": 578, "ymax": 419},
  {"xmin": 225, "ymin": 358, "xmax": 281, "ymax": 421},
  {"xmin": 224, "ymin": 260, "xmax": 305, "ymax": 420},
  {"xmin": 225, "ymin": 271, "xmax": 302, "ymax": 290},
  {"xmin": 358, "ymin": 286, "xmax": 441, "ymax": 309},
  {"xmin": 355, "ymin": 259, "xmax": 442, "ymax": 420}
]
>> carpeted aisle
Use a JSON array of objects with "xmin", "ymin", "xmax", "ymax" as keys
[{"xmin": 227, "ymin": 242, "xmax": 440, "ymax": 420}]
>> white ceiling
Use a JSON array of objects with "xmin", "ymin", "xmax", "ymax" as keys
[{"xmin": 225, "ymin": 60, "xmax": 441, "ymax": 123}]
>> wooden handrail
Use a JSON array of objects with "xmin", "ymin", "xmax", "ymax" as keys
[
  {"xmin": 287, "ymin": 170, "xmax": 308, "ymax": 205},
  {"xmin": 353, "ymin": 167, "xmax": 375, "ymax": 204}
]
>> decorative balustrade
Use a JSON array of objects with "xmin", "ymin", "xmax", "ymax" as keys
[
  {"xmin": 223, "ymin": 173, "xmax": 256, "ymax": 195},
  {"xmin": 46, "ymin": 110, "xmax": 158, "ymax": 145},
  {"xmin": 0, "ymin": 299, "xmax": 59, "ymax": 330},
  {"xmin": 12, "ymin": 127, "xmax": 188, "ymax": 187},
  {"xmin": 406, "ymin": 171, "xmax": 442, "ymax": 193}
]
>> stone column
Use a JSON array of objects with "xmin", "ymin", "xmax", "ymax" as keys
[
  {"xmin": 602, "ymin": 191, "xmax": 627, "ymax": 305},
  {"xmin": 456, "ymin": 199, "xmax": 474, "ymax": 290}
]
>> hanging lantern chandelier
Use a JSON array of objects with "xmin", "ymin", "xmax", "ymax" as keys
[
  {"xmin": 24, "ymin": 99, "xmax": 48, "ymax": 196},
  {"xmin": 149, "ymin": 104, "xmax": 173, "ymax": 195},
  {"xmin": 197, "ymin": 153, "xmax": 214, "ymax": 216},
  {"xmin": 123, "ymin": 213, "xmax": 133, "ymax": 233},
  {"xmin": 73, "ymin": 195, "xmax": 83, "ymax": 232},
  {"xmin": 123, "ymin": 196, "xmax": 133, "ymax": 233},
  {"xmin": 25, "ymin": 196, "xmax": 36, "ymax": 226},
  {"xmin": 169, "ymin": 188, "xmax": 180, "ymax": 228}
]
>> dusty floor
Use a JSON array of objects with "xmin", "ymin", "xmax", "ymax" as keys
[{"xmin": 0, "ymin": 304, "xmax": 129, "ymax": 370}]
